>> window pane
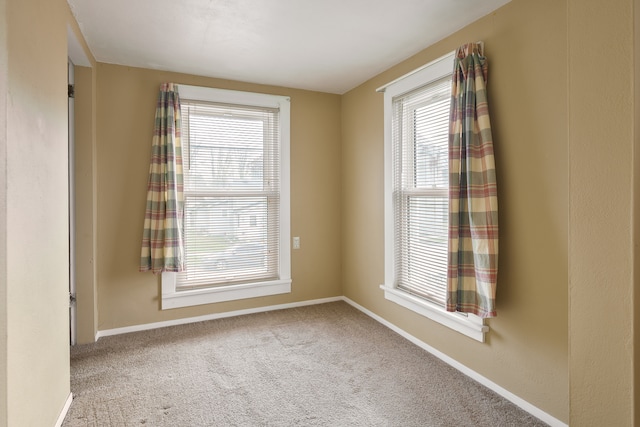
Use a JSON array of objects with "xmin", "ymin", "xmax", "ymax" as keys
[
  {"xmin": 393, "ymin": 75, "xmax": 451, "ymax": 307},
  {"xmin": 177, "ymin": 100, "xmax": 280, "ymax": 290},
  {"xmin": 414, "ymin": 95, "xmax": 449, "ymax": 190},
  {"xmin": 178, "ymin": 196, "xmax": 278, "ymax": 289},
  {"xmin": 399, "ymin": 195, "xmax": 448, "ymax": 304},
  {"xmin": 185, "ymin": 112, "xmax": 265, "ymax": 191}
]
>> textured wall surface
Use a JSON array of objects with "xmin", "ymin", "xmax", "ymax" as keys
[
  {"xmin": 4, "ymin": 0, "xmax": 73, "ymax": 424},
  {"xmin": 94, "ymin": 64, "xmax": 343, "ymax": 330},
  {"xmin": 62, "ymin": 0, "xmax": 640, "ymax": 424},
  {"xmin": 568, "ymin": 0, "xmax": 635, "ymax": 425},
  {"xmin": 0, "ymin": 0, "xmax": 8, "ymax": 425},
  {"xmin": 341, "ymin": 0, "xmax": 569, "ymax": 421},
  {"xmin": 74, "ymin": 65, "xmax": 99, "ymax": 345}
]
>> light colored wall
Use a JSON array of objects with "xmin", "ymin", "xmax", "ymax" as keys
[
  {"xmin": 73, "ymin": 0, "xmax": 640, "ymax": 424},
  {"xmin": 2, "ymin": 0, "xmax": 79, "ymax": 424},
  {"xmin": 0, "ymin": 0, "xmax": 8, "ymax": 424},
  {"xmin": 74, "ymin": 65, "xmax": 99, "ymax": 344},
  {"xmin": 67, "ymin": 0, "xmax": 98, "ymax": 346},
  {"xmin": 341, "ymin": 0, "xmax": 569, "ymax": 422},
  {"xmin": 567, "ymin": 0, "xmax": 635, "ymax": 425},
  {"xmin": 94, "ymin": 64, "xmax": 342, "ymax": 330},
  {"xmin": 635, "ymin": 1, "xmax": 640, "ymax": 424}
]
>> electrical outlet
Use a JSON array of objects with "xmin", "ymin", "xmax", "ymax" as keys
[{"xmin": 293, "ymin": 236, "xmax": 300, "ymax": 249}]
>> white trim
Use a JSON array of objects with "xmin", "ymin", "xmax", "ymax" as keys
[
  {"xmin": 161, "ymin": 276, "xmax": 291, "ymax": 309},
  {"xmin": 178, "ymin": 84, "xmax": 290, "ymax": 109},
  {"xmin": 96, "ymin": 296, "xmax": 342, "ymax": 339},
  {"xmin": 55, "ymin": 393, "xmax": 73, "ymax": 427},
  {"xmin": 342, "ymin": 297, "xmax": 568, "ymax": 427},
  {"xmin": 383, "ymin": 53, "xmax": 455, "ymax": 289},
  {"xmin": 377, "ymin": 51, "xmax": 455, "ymax": 94},
  {"xmin": 381, "ymin": 285, "xmax": 487, "ymax": 342}
]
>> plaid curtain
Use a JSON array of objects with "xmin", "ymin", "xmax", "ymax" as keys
[
  {"xmin": 139, "ymin": 83, "xmax": 185, "ymax": 273},
  {"xmin": 447, "ymin": 43, "xmax": 499, "ymax": 318}
]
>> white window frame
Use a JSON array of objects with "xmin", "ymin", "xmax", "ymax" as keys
[
  {"xmin": 378, "ymin": 52, "xmax": 488, "ymax": 342},
  {"xmin": 161, "ymin": 85, "xmax": 291, "ymax": 310}
]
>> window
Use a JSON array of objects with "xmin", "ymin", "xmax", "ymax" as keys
[
  {"xmin": 162, "ymin": 85, "xmax": 290, "ymax": 309},
  {"xmin": 394, "ymin": 75, "xmax": 450, "ymax": 305},
  {"xmin": 379, "ymin": 52, "xmax": 487, "ymax": 341}
]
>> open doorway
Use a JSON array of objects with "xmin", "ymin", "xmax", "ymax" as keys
[
  {"xmin": 67, "ymin": 25, "xmax": 97, "ymax": 345},
  {"xmin": 68, "ymin": 58, "xmax": 76, "ymax": 345}
]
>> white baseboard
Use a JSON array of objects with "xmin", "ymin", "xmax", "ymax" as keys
[
  {"xmin": 93, "ymin": 294, "xmax": 566, "ymax": 427},
  {"xmin": 341, "ymin": 297, "xmax": 568, "ymax": 427},
  {"xmin": 55, "ymin": 393, "xmax": 73, "ymax": 427},
  {"xmin": 95, "ymin": 296, "xmax": 343, "ymax": 339}
]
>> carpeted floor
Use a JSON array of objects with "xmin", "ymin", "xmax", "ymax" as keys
[{"xmin": 63, "ymin": 301, "xmax": 549, "ymax": 426}]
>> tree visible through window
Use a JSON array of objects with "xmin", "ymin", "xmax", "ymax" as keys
[
  {"xmin": 177, "ymin": 101, "xmax": 280, "ymax": 289},
  {"xmin": 161, "ymin": 85, "xmax": 291, "ymax": 310}
]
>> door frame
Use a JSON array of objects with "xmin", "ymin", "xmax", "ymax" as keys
[{"xmin": 68, "ymin": 58, "xmax": 76, "ymax": 345}]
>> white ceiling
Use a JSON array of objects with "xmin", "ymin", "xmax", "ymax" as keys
[{"xmin": 67, "ymin": 0, "xmax": 510, "ymax": 94}]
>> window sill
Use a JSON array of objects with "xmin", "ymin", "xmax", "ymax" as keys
[
  {"xmin": 162, "ymin": 272, "xmax": 291, "ymax": 310},
  {"xmin": 380, "ymin": 285, "xmax": 488, "ymax": 342}
]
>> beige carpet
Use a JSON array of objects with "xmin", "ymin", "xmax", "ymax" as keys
[{"xmin": 63, "ymin": 301, "xmax": 548, "ymax": 426}]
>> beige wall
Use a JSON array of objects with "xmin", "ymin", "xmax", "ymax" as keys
[
  {"xmin": 342, "ymin": 0, "xmax": 569, "ymax": 422},
  {"xmin": 635, "ymin": 1, "xmax": 640, "ymax": 423},
  {"xmin": 68, "ymin": 0, "xmax": 98, "ymax": 346},
  {"xmin": 0, "ymin": 0, "xmax": 7, "ymax": 423},
  {"xmin": 61, "ymin": 0, "xmax": 640, "ymax": 424},
  {"xmin": 74, "ymin": 65, "xmax": 99, "ymax": 344},
  {"xmin": 94, "ymin": 64, "xmax": 342, "ymax": 330},
  {"xmin": 0, "ymin": 0, "xmax": 634, "ymax": 424},
  {"xmin": 568, "ymin": 0, "xmax": 635, "ymax": 425},
  {"xmin": 343, "ymin": 0, "xmax": 640, "ymax": 424},
  {"xmin": 1, "ymin": 0, "xmax": 84, "ymax": 424}
]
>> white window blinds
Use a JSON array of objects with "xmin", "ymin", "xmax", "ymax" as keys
[
  {"xmin": 176, "ymin": 100, "xmax": 281, "ymax": 289},
  {"xmin": 392, "ymin": 75, "xmax": 451, "ymax": 306}
]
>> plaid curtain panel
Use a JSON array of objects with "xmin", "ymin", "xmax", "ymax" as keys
[
  {"xmin": 140, "ymin": 83, "xmax": 185, "ymax": 273},
  {"xmin": 447, "ymin": 43, "xmax": 499, "ymax": 318}
]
